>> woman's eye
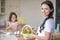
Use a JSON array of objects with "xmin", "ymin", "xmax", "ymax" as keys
[
  {"xmin": 41, "ymin": 8, "xmax": 43, "ymax": 10},
  {"xmin": 45, "ymin": 8, "xmax": 48, "ymax": 10}
]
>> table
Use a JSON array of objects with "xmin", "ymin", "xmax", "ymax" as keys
[
  {"xmin": 0, "ymin": 33, "xmax": 25, "ymax": 40},
  {"xmin": 53, "ymin": 32, "xmax": 60, "ymax": 40},
  {"xmin": 0, "ymin": 30, "xmax": 24, "ymax": 40},
  {"xmin": 0, "ymin": 35, "xmax": 18, "ymax": 40},
  {"xmin": 16, "ymin": 35, "xmax": 24, "ymax": 40}
]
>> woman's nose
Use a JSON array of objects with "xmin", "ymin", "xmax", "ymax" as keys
[{"xmin": 42, "ymin": 10, "xmax": 45, "ymax": 13}]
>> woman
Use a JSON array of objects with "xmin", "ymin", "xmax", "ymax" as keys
[
  {"xmin": 26, "ymin": 0, "xmax": 54, "ymax": 40},
  {"xmin": 6, "ymin": 12, "xmax": 19, "ymax": 31}
]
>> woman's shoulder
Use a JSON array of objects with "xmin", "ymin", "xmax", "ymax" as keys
[
  {"xmin": 45, "ymin": 18, "xmax": 54, "ymax": 26},
  {"xmin": 46, "ymin": 18, "xmax": 54, "ymax": 23},
  {"xmin": 15, "ymin": 21, "xmax": 20, "ymax": 25},
  {"xmin": 6, "ymin": 21, "xmax": 10, "ymax": 23},
  {"xmin": 44, "ymin": 18, "xmax": 54, "ymax": 32},
  {"xmin": 45, "ymin": 18, "xmax": 54, "ymax": 28}
]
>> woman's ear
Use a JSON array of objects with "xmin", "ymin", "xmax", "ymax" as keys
[{"xmin": 50, "ymin": 9, "xmax": 53, "ymax": 12}]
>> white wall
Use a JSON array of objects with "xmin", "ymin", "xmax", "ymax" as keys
[
  {"xmin": 20, "ymin": 0, "xmax": 45, "ymax": 28},
  {"xmin": 5, "ymin": 0, "xmax": 21, "ymax": 20}
]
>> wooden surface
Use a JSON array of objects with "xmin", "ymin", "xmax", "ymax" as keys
[
  {"xmin": 53, "ymin": 32, "xmax": 60, "ymax": 40},
  {"xmin": 16, "ymin": 35, "xmax": 35, "ymax": 40},
  {"xmin": 16, "ymin": 35, "xmax": 25, "ymax": 40}
]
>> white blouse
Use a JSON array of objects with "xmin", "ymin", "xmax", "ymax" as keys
[{"xmin": 36, "ymin": 18, "xmax": 54, "ymax": 40}]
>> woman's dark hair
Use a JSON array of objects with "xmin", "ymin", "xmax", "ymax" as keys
[
  {"xmin": 9, "ymin": 12, "xmax": 17, "ymax": 22},
  {"xmin": 40, "ymin": 0, "xmax": 54, "ymax": 32}
]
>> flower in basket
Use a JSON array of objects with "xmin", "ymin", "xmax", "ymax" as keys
[{"xmin": 22, "ymin": 25, "xmax": 32, "ymax": 35}]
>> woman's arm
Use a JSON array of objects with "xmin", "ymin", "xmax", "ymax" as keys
[
  {"xmin": 26, "ymin": 31, "xmax": 50, "ymax": 40},
  {"xmin": 6, "ymin": 22, "xmax": 10, "ymax": 30},
  {"xmin": 35, "ymin": 31, "xmax": 51, "ymax": 40}
]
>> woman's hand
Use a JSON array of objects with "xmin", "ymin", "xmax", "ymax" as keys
[
  {"xmin": 32, "ymin": 30, "xmax": 37, "ymax": 35},
  {"xmin": 6, "ymin": 27, "xmax": 11, "ymax": 30},
  {"xmin": 32, "ymin": 28, "xmax": 37, "ymax": 35},
  {"xmin": 26, "ymin": 34, "xmax": 36, "ymax": 40}
]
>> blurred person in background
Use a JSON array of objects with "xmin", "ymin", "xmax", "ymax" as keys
[{"xmin": 6, "ymin": 12, "xmax": 20, "ymax": 31}]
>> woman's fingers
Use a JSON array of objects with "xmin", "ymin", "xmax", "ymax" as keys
[
  {"xmin": 32, "ymin": 30, "xmax": 37, "ymax": 34},
  {"xmin": 26, "ymin": 34, "xmax": 35, "ymax": 39}
]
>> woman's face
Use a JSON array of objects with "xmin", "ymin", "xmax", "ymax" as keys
[
  {"xmin": 11, "ymin": 15, "xmax": 17, "ymax": 22},
  {"xmin": 41, "ymin": 4, "xmax": 52, "ymax": 17}
]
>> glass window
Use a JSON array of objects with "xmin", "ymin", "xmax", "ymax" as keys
[{"xmin": 56, "ymin": 0, "xmax": 60, "ymax": 32}]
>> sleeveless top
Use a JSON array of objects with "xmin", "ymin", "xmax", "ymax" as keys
[{"xmin": 8, "ymin": 21, "xmax": 18, "ymax": 31}]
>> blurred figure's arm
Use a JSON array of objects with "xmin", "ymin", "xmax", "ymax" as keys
[{"xmin": 6, "ymin": 21, "xmax": 10, "ymax": 30}]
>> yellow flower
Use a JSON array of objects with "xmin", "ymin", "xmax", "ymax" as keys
[{"xmin": 17, "ymin": 16, "xmax": 25, "ymax": 24}]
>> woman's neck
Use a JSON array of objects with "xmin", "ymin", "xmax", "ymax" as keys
[
  {"xmin": 10, "ymin": 21, "xmax": 16, "ymax": 22},
  {"xmin": 44, "ymin": 16, "xmax": 48, "ymax": 19}
]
